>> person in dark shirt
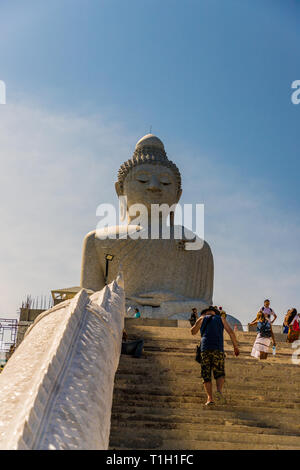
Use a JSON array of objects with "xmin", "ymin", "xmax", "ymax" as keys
[
  {"xmin": 191, "ymin": 306, "xmax": 239, "ymax": 406},
  {"xmin": 121, "ymin": 329, "xmax": 144, "ymax": 358},
  {"xmin": 189, "ymin": 308, "xmax": 198, "ymax": 327}
]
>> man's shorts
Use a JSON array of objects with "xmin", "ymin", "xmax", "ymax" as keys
[{"xmin": 200, "ymin": 350, "xmax": 225, "ymax": 383}]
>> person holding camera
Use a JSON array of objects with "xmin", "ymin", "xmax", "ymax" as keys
[{"xmin": 191, "ymin": 306, "xmax": 240, "ymax": 406}]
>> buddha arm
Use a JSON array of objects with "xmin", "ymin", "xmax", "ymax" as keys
[{"xmin": 80, "ymin": 231, "xmax": 105, "ymax": 292}]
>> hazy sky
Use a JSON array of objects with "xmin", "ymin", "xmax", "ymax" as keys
[{"xmin": 0, "ymin": 0, "xmax": 300, "ymax": 323}]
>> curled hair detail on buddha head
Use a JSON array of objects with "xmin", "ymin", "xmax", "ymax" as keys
[{"xmin": 115, "ymin": 135, "xmax": 182, "ymax": 197}]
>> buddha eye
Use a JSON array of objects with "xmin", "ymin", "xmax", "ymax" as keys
[
  {"xmin": 136, "ymin": 173, "xmax": 149, "ymax": 184},
  {"xmin": 160, "ymin": 179, "xmax": 171, "ymax": 186},
  {"xmin": 160, "ymin": 175, "xmax": 172, "ymax": 186}
]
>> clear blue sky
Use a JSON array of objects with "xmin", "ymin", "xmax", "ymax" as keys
[{"xmin": 0, "ymin": 0, "xmax": 299, "ymax": 322}]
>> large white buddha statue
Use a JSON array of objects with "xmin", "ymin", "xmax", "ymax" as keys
[{"xmin": 80, "ymin": 134, "xmax": 214, "ymax": 319}]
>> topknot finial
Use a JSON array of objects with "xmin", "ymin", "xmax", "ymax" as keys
[{"xmin": 135, "ymin": 134, "xmax": 165, "ymax": 151}]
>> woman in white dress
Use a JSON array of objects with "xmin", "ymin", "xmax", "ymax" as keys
[{"xmin": 250, "ymin": 312, "xmax": 276, "ymax": 360}]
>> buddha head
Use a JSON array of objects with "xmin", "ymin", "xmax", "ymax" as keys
[{"xmin": 115, "ymin": 134, "xmax": 182, "ymax": 219}]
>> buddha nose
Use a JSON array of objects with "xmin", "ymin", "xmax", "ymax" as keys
[{"xmin": 147, "ymin": 175, "xmax": 161, "ymax": 192}]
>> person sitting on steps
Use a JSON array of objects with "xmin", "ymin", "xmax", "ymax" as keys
[
  {"xmin": 121, "ymin": 329, "xmax": 144, "ymax": 358},
  {"xmin": 191, "ymin": 306, "xmax": 240, "ymax": 406}
]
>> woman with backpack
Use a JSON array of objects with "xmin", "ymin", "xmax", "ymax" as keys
[
  {"xmin": 250, "ymin": 312, "xmax": 276, "ymax": 360},
  {"xmin": 284, "ymin": 308, "xmax": 300, "ymax": 343}
]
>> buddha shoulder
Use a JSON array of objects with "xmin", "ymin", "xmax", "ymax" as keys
[{"xmin": 83, "ymin": 226, "xmax": 142, "ymax": 246}]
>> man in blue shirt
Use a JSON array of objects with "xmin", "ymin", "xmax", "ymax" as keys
[{"xmin": 191, "ymin": 306, "xmax": 239, "ymax": 406}]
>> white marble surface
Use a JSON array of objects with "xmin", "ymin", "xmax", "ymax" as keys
[{"xmin": 0, "ymin": 275, "xmax": 125, "ymax": 450}]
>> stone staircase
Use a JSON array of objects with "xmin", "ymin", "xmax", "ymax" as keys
[{"xmin": 109, "ymin": 318, "xmax": 300, "ymax": 450}]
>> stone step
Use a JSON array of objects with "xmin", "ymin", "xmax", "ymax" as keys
[
  {"xmin": 114, "ymin": 371, "xmax": 300, "ymax": 385},
  {"xmin": 114, "ymin": 370, "xmax": 300, "ymax": 386},
  {"xmin": 112, "ymin": 395, "xmax": 300, "ymax": 415},
  {"xmin": 115, "ymin": 363, "xmax": 300, "ymax": 378},
  {"xmin": 139, "ymin": 348, "xmax": 292, "ymax": 359},
  {"xmin": 111, "ymin": 411, "xmax": 297, "ymax": 436},
  {"xmin": 110, "ymin": 404, "xmax": 291, "ymax": 421},
  {"xmin": 109, "ymin": 425, "xmax": 300, "ymax": 447},
  {"xmin": 115, "ymin": 381, "xmax": 300, "ymax": 405},
  {"xmin": 135, "ymin": 353, "xmax": 294, "ymax": 367},
  {"xmin": 160, "ymin": 440, "xmax": 296, "ymax": 450},
  {"xmin": 111, "ymin": 403, "xmax": 300, "ymax": 435},
  {"xmin": 124, "ymin": 323, "xmax": 287, "ymax": 342},
  {"xmin": 109, "ymin": 436, "xmax": 297, "ymax": 451},
  {"xmin": 110, "ymin": 410, "xmax": 260, "ymax": 427},
  {"xmin": 114, "ymin": 374, "xmax": 300, "ymax": 390},
  {"xmin": 116, "ymin": 360, "xmax": 299, "ymax": 374},
  {"xmin": 110, "ymin": 418, "xmax": 300, "ymax": 440},
  {"xmin": 112, "ymin": 393, "xmax": 298, "ymax": 411},
  {"xmin": 129, "ymin": 336, "xmax": 293, "ymax": 349}
]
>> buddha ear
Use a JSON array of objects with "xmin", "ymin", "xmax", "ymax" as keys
[
  {"xmin": 176, "ymin": 189, "xmax": 182, "ymax": 203},
  {"xmin": 115, "ymin": 181, "xmax": 123, "ymax": 197}
]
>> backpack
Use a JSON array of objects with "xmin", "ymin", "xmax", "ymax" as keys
[{"xmin": 257, "ymin": 321, "xmax": 272, "ymax": 338}]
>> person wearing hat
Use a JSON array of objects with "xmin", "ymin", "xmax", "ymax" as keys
[{"xmin": 191, "ymin": 306, "xmax": 240, "ymax": 406}]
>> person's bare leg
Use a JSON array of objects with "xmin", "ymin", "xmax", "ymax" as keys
[
  {"xmin": 203, "ymin": 381, "xmax": 213, "ymax": 403},
  {"xmin": 215, "ymin": 376, "xmax": 226, "ymax": 403},
  {"xmin": 216, "ymin": 376, "xmax": 225, "ymax": 393},
  {"xmin": 260, "ymin": 352, "xmax": 267, "ymax": 360}
]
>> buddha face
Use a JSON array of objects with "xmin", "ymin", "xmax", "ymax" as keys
[{"xmin": 118, "ymin": 163, "xmax": 182, "ymax": 216}]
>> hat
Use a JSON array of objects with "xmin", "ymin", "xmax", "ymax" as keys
[{"xmin": 201, "ymin": 306, "xmax": 220, "ymax": 316}]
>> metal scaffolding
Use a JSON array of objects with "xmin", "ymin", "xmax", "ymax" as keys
[{"xmin": 0, "ymin": 318, "xmax": 18, "ymax": 361}]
